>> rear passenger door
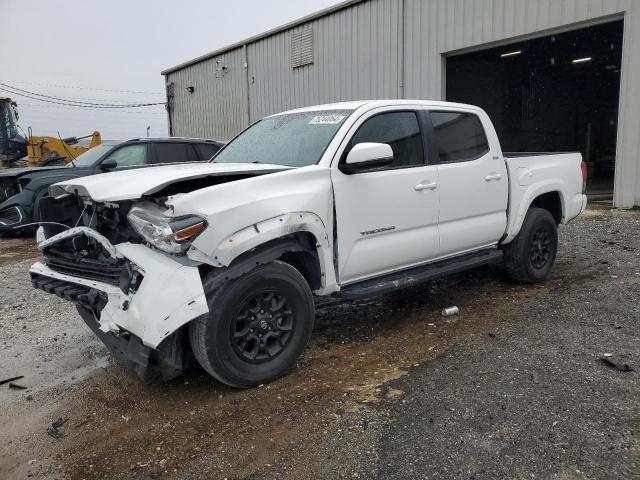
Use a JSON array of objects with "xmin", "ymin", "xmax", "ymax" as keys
[
  {"xmin": 151, "ymin": 143, "xmax": 192, "ymax": 164},
  {"xmin": 428, "ymin": 110, "xmax": 508, "ymax": 256}
]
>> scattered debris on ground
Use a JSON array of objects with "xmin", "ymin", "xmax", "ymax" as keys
[
  {"xmin": 46, "ymin": 418, "xmax": 67, "ymax": 440},
  {"xmin": 601, "ymin": 356, "xmax": 635, "ymax": 372},
  {"xmin": 0, "ymin": 376, "xmax": 24, "ymax": 386},
  {"xmin": 441, "ymin": 306, "xmax": 459, "ymax": 316}
]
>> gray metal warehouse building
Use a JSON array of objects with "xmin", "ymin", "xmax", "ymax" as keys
[{"xmin": 162, "ymin": 0, "xmax": 640, "ymax": 208}]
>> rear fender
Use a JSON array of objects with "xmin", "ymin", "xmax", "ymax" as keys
[{"xmin": 504, "ymin": 181, "xmax": 566, "ymax": 243}]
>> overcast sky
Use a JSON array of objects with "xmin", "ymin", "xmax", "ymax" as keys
[{"xmin": 0, "ymin": 0, "xmax": 340, "ymax": 140}]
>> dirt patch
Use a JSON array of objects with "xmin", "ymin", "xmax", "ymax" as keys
[
  {"xmin": 2, "ymin": 264, "xmax": 546, "ymax": 480},
  {"xmin": 0, "ymin": 238, "xmax": 109, "ymax": 480},
  {"xmin": 0, "ymin": 236, "xmax": 39, "ymax": 266}
]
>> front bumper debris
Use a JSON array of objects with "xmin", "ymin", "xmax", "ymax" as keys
[
  {"xmin": 31, "ymin": 272, "xmax": 107, "ymax": 310},
  {"xmin": 30, "ymin": 227, "xmax": 209, "ymax": 349},
  {"xmin": 75, "ymin": 306, "xmax": 192, "ymax": 381},
  {"xmin": 76, "ymin": 305, "xmax": 153, "ymax": 378}
]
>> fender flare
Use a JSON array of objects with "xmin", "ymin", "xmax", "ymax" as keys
[
  {"xmin": 199, "ymin": 237, "xmax": 317, "ymax": 294},
  {"xmin": 503, "ymin": 183, "xmax": 566, "ymax": 243},
  {"xmin": 188, "ymin": 211, "xmax": 338, "ymax": 294}
]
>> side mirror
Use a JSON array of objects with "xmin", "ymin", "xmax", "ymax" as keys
[
  {"xmin": 100, "ymin": 158, "xmax": 118, "ymax": 171},
  {"xmin": 341, "ymin": 143, "xmax": 393, "ymax": 174}
]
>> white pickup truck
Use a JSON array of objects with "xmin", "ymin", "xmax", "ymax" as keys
[{"xmin": 30, "ymin": 100, "xmax": 587, "ymax": 387}]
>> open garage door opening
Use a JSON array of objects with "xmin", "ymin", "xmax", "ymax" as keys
[{"xmin": 446, "ymin": 20, "xmax": 623, "ymax": 204}]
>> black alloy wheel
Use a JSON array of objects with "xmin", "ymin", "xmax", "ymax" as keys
[
  {"xmin": 189, "ymin": 260, "xmax": 315, "ymax": 388},
  {"xmin": 503, "ymin": 207, "xmax": 558, "ymax": 283},
  {"xmin": 231, "ymin": 290, "xmax": 295, "ymax": 363},
  {"xmin": 530, "ymin": 229, "xmax": 552, "ymax": 269}
]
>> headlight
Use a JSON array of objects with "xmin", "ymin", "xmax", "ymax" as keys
[{"xmin": 127, "ymin": 202, "xmax": 206, "ymax": 254}]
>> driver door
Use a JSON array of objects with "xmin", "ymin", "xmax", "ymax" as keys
[{"xmin": 331, "ymin": 108, "xmax": 440, "ymax": 284}]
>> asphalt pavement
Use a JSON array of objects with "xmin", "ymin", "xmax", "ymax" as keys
[{"xmin": 378, "ymin": 207, "xmax": 640, "ymax": 479}]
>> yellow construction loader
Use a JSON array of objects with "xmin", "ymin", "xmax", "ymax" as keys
[{"xmin": 0, "ymin": 96, "xmax": 101, "ymax": 167}]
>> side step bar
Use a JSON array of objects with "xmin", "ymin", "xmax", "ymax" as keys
[{"xmin": 338, "ymin": 248, "xmax": 503, "ymax": 300}]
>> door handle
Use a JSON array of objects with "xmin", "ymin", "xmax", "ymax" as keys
[
  {"xmin": 414, "ymin": 182, "xmax": 438, "ymax": 191},
  {"xmin": 485, "ymin": 173, "xmax": 503, "ymax": 181}
]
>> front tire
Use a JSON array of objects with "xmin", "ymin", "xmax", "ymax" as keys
[
  {"xmin": 503, "ymin": 207, "xmax": 558, "ymax": 283},
  {"xmin": 189, "ymin": 260, "xmax": 314, "ymax": 388}
]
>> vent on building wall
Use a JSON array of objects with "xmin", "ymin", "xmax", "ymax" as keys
[{"xmin": 291, "ymin": 26, "xmax": 314, "ymax": 68}]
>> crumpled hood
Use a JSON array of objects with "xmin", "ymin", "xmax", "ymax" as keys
[{"xmin": 49, "ymin": 162, "xmax": 289, "ymax": 202}]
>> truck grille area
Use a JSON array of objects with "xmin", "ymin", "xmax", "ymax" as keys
[
  {"xmin": 31, "ymin": 273, "xmax": 107, "ymax": 311},
  {"xmin": 44, "ymin": 248, "xmax": 130, "ymax": 290}
]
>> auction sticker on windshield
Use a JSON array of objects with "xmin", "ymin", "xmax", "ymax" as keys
[{"xmin": 309, "ymin": 114, "xmax": 346, "ymax": 125}]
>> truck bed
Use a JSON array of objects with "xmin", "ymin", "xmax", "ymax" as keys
[
  {"xmin": 504, "ymin": 151, "xmax": 579, "ymax": 158},
  {"xmin": 502, "ymin": 151, "xmax": 586, "ymax": 243}
]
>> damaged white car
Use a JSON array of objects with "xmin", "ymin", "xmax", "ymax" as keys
[{"xmin": 30, "ymin": 100, "xmax": 587, "ymax": 387}]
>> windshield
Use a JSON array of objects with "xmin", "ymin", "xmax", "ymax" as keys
[
  {"xmin": 213, "ymin": 110, "xmax": 352, "ymax": 167},
  {"xmin": 66, "ymin": 143, "xmax": 114, "ymax": 167}
]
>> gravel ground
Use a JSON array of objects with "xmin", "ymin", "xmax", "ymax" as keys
[
  {"xmin": 378, "ymin": 208, "xmax": 640, "ymax": 479},
  {"xmin": 0, "ymin": 237, "xmax": 107, "ymax": 407},
  {"xmin": 0, "ymin": 208, "xmax": 638, "ymax": 479}
]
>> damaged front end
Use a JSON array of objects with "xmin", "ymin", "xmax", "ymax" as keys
[{"xmin": 30, "ymin": 197, "xmax": 210, "ymax": 380}]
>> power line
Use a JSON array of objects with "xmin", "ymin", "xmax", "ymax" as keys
[
  {"xmin": 8, "ymin": 91, "xmax": 161, "ymax": 103},
  {"xmin": 0, "ymin": 79, "xmax": 164, "ymax": 95},
  {"xmin": 0, "ymin": 87, "xmax": 164, "ymax": 109},
  {"xmin": 0, "ymin": 83, "xmax": 163, "ymax": 104},
  {"xmin": 0, "ymin": 84, "xmax": 166, "ymax": 109},
  {"xmin": 19, "ymin": 103, "xmax": 167, "ymax": 115},
  {"xmin": 0, "ymin": 83, "xmax": 166, "ymax": 107}
]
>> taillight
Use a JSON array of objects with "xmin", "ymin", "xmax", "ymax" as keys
[{"xmin": 581, "ymin": 161, "xmax": 587, "ymax": 193}]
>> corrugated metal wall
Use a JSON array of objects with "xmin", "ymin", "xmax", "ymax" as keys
[
  {"xmin": 403, "ymin": 0, "xmax": 639, "ymax": 208},
  {"xmin": 246, "ymin": 0, "xmax": 402, "ymax": 120},
  {"xmin": 166, "ymin": 47, "xmax": 247, "ymax": 141},
  {"xmin": 166, "ymin": 0, "xmax": 402, "ymax": 138},
  {"xmin": 165, "ymin": 0, "xmax": 640, "ymax": 207}
]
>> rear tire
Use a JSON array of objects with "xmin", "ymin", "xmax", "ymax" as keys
[
  {"xmin": 503, "ymin": 207, "xmax": 558, "ymax": 283},
  {"xmin": 189, "ymin": 260, "xmax": 314, "ymax": 388}
]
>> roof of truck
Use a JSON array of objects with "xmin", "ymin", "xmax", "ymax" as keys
[
  {"xmin": 272, "ymin": 99, "xmax": 483, "ymax": 116},
  {"xmin": 122, "ymin": 137, "xmax": 225, "ymax": 145}
]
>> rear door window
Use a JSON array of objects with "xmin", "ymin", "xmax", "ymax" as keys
[
  {"xmin": 429, "ymin": 111, "xmax": 489, "ymax": 163},
  {"xmin": 153, "ymin": 143, "xmax": 189, "ymax": 164},
  {"xmin": 185, "ymin": 144, "xmax": 201, "ymax": 162},
  {"xmin": 195, "ymin": 143, "xmax": 222, "ymax": 161}
]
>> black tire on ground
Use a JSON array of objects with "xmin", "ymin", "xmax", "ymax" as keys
[
  {"xmin": 503, "ymin": 207, "xmax": 558, "ymax": 283},
  {"xmin": 189, "ymin": 260, "xmax": 314, "ymax": 388}
]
